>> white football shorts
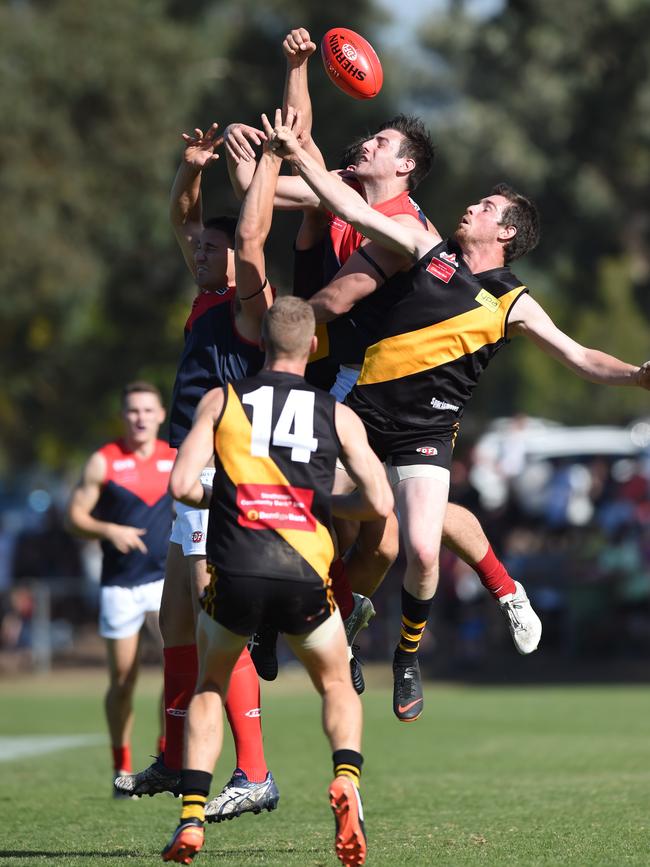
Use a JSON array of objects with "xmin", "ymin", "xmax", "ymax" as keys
[
  {"xmin": 169, "ymin": 467, "xmax": 215, "ymax": 556},
  {"xmin": 99, "ymin": 579, "xmax": 164, "ymax": 640}
]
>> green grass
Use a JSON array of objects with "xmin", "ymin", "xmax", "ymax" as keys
[{"xmin": 1, "ymin": 668, "xmax": 649, "ymax": 866}]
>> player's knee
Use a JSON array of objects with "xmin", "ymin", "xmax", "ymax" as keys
[
  {"xmin": 110, "ymin": 668, "xmax": 138, "ymax": 695},
  {"xmin": 409, "ymin": 541, "xmax": 440, "ymax": 576}
]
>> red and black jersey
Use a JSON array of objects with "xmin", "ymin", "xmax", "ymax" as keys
[
  {"xmin": 93, "ymin": 439, "xmax": 176, "ymax": 587},
  {"xmin": 294, "ymin": 187, "xmax": 430, "ymax": 382},
  {"xmin": 169, "ymin": 289, "xmax": 264, "ymax": 448},
  {"xmin": 204, "ymin": 371, "xmax": 339, "ymax": 586},
  {"xmin": 348, "ymin": 238, "xmax": 528, "ymax": 436}
]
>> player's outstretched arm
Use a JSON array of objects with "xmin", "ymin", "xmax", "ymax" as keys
[
  {"xmin": 66, "ymin": 452, "xmax": 148, "ymax": 553},
  {"xmin": 169, "ymin": 388, "xmax": 226, "ymax": 507},
  {"xmin": 232, "ymin": 111, "xmax": 285, "ymax": 341},
  {"xmin": 510, "ymin": 293, "xmax": 649, "ymax": 387},
  {"xmin": 282, "ymin": 27, "xmax": 326, "ymax": 170},
  {"xmin": 332, "ymin": 403, "xmax": 394, "ymax": 521},
  {"xmin": 170, "ymin": 123, "xmax": 223, "ymax": 277},
  {"xmin": 271, "ymin": 112, "xmax": 433, "ymax": 260}
]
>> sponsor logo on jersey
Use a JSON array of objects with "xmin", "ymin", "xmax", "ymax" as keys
[
  {"xmin": 416, "ymin": 446, "xmax": 438, "ymax": 456},
  {"xmin": 329, "ymin": 215, "xmax": 347, "ymax": 232},
  {"xmin": 439, "ymin": 251, "xmax": 459, "ymax": 267},
  {"xmin": 236, "ymin": 484, "xmax": 316, "ymax": 532},
  {"xmin": 245, "ymin": 708, "xmax": 262, "ymax": 718},
  {"xmin": 156, "ymin": 460, "xmax": 174, "ymax": 472},
  {"xmin": 430, "ymin": 398, "xmax": 460, "ymax": 412},
  {"xmin": 113, "ymin": 458, "xmax": 136, "ymax": 471},
  {"xmin": 191, "ymin": 531, "xmax": 204, "ymax": 543},
  {"xmin": 475, "ymin": 288, "xmax": 501, "ymax": 313},
  {"xmin": 166, "ymin": 707, "xmax": 187, "ymax": 718},
  {"xmin": 426, "ymin": 257, "xmax": 455, "ymax": 283}
]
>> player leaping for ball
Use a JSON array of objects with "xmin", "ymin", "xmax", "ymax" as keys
[
  {"xmin": 224, "ymin": 28, "xmax": 543, "ymax": 676},
  {"xmin": 161, "ymin": 297, "xmax": 393, "ymax": 867},
  {"xmin": 268, "ymin": 107, "xmax": 650, "ymax": 722},
  {"xmin": 115, "ymin": 121, "xmax": 279, "ymax": 820}
]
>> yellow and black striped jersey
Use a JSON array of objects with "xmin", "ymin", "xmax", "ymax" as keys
[
  {"xmin": 206, "ymin": 371, "xmax": 339, "ymax": 584},
  {"xmin": 350, "ymin": 239, "xmax": 528, "ymax": 433}
]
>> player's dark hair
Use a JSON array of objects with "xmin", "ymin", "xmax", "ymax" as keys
[
  {"xmin": 203, "ymin": 216, "xmax": 238, "ymax": 248},
  {"xmin": 491, "ymin": 183, "xmax": 540, "ymax": 263},
  {"xmin": 377, "ymin": 114, "xmax": 435, "ymax": 190},
  {"xmin": 121, "ymin": 381, "xmax": 163, "ymax": 406},
  {"xmin": 339, "ymin": 138, "xmax": 365, "ymax": 170}
]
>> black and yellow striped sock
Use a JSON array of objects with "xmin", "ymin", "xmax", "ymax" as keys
[
  {"xmin": 333, "ymin": 749, "xmax": 363, "ymax": 789},
  {"xmin": 394, "ymin": 587, "xmax": 433, "ymax": 663},
  {"xmin": 179, "ymin": 769, "xmax": 212, "ymax": 824}
]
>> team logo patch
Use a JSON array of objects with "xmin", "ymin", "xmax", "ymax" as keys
[
  {"xmin": 113, "ymin": 458, "xmax": 136, "ymax": 471},
  {"xmin": 475, "ymin": 288, "xmax": 501, "ymax": 312},
  {"xmin": 416, "ymin": 446, "xmax": 438, "ymax": 456},
  {"xmin": 426, "ymin": 257, "xmax": 455, "ymax": 283},
  {"xmin": 236, "ymin": 484, "xmax": 316, "ymax": 532},
  {"xmin": 329, "ymin": 215, "xmax": 347, "ymax": 231},
  {"xmin": 191, "ymin": 531, "xmax": 204, "ymax": 543},
  {"xmin": 439, "ymin": 251, "xmax": 458, "ymax": 266}
]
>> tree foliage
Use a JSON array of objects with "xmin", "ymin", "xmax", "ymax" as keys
[
  {"xmin": 413, "ymin": 0, "xmax": 650, "ymax": 425},
  {"xmin": 1, "ymin": 0, "xmax": 648, "ymax": 478}
]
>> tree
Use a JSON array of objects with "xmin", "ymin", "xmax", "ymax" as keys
[{"xmin": 411, "ymin": 0, "xmax": 650, "ymax": 424}]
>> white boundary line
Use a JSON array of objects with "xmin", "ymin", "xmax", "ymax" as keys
[{"xmin": 0, "ymin": 734, "xmax": 104, "ymax": 762}]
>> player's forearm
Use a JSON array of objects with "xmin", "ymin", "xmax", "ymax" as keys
[
  {"xmin": 568, "ymin": 347, "xmax": 641, "ymax": 386},
  {"xmin": 236, "ymin": 152, "xmax": 282, "ymax": 249},
  {"xmin": 290, "ymin": 147, "xmax": 363, "ymax": 222},
  {"xmin": 169, "ymin": 162, "xmax": 203, "ymax": 228},
  {"xmin": 309, "ymin": 287, "xmax": 352, "ymax": 322},
  {"xmin": 225, "ymin": 142, "xmax": 256, "ymax": 201},
  {"xmin": 172, "ymin": 479, "xmax": 211, "ymax": 509},
  {"xmin": 332, "ymin": 485, "xmax": 393, "ymax": 521},
  {"xmin": 284, "ymin": 63, "xmax": 312, "ymax": 137},
  {"xmin": 66, "ymin": 509, "xmax": 114, "ymax": 542}
]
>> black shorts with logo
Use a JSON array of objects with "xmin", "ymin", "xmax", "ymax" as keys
[
  {"xmin": 201, "ymin": 566, "xmax": 335, "ymax": 637},
  {"xmin": 345, "ymin": 390, "xmax": 458, "ymax": 471}
]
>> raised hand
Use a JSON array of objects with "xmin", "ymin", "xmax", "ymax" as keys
[
  {"xmin": 263, "ymin": 106, "xmax": 304, "ymax": 158},
  {"xmin": 180, "ymin": 123, "xmax": 223, "ymax": 170},
  {"xmin": 282, "ymin": 27, "xmax": 316, "ymax": 67},
  {"xmin": 223, "ymin": 123, "xmax": 268, "ymax": 163}
]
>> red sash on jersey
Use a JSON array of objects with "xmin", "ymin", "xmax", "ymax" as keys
[
  {"xmin": 327, "ymin": 188, "xmax": 426, "ymax": 267},
  {"xmin": 101, "ymin": 440, "xmax": 176, "ymax": 506}
]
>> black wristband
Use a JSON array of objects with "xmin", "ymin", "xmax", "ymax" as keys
[{"xmin": 240, "ymin": 278, "xmax": 268, "ymax": 302}]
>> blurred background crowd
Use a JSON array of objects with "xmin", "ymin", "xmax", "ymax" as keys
[{"xmin": 1, "ymin": 0, "xmax": 649, "ymax": 677}]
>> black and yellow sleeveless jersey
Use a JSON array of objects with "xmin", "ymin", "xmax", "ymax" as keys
[
  {"xmin": 349, "ymin": 239, "xmax": 528, "ymax": 434},
  {"xmin": 205, "ymin": 370, "xmax": 339, "ymax": 584}
]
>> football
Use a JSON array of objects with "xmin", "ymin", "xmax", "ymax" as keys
[{"xmin": 320, "ymin": 28, "xmax": 383, "ymax": 100}]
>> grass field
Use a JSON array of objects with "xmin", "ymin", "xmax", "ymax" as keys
[{"xmin": 1, "ymin": 667, "xmax": 649, "ymax": 866}]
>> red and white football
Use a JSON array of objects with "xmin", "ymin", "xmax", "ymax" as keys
[{"xmin": 320, "ymin": 28, "xmax": 383, "ymax": 100}]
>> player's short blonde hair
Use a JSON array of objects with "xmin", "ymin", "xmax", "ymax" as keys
[{"xmin": 262, "ymin": 296, "xmax": 315, "ymax": 359}]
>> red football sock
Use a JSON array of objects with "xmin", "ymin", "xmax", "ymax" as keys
[
  {"xmin": 112, "ymin": 744, "xmax": 131, "ymax": 773},
  {"xmin": 225, "ymin": 648, "xmax": 268, "ymax": 783},
  {"xmin": 473, "ymin": 546, "xmax": 516, "ymax": 599},
  {"xmin": 163, "ymin": 644, "xmax": 198, "ymax": 771},
  {"xmin": 330, "ymin": 557, "xmax": 354, "ymax": 619}
]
